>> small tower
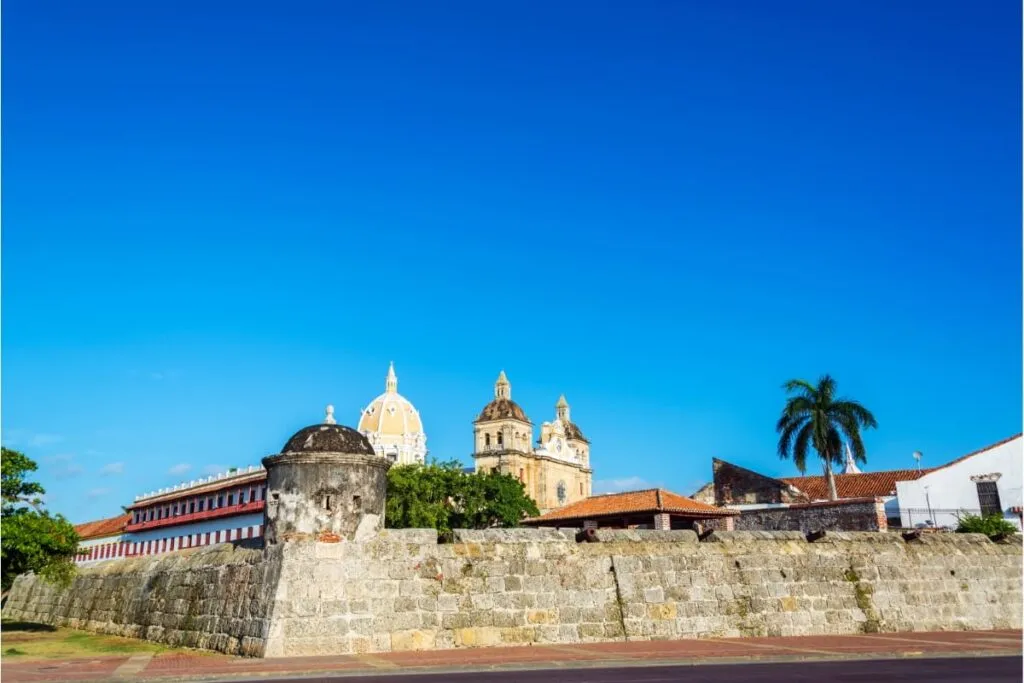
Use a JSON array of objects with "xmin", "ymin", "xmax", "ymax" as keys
[
  {"xmin": 473, "ymin": 371, "xmax": 532, "ymax": 456},
  {"xmin": 555, "ymin": 394, "xmax": 570, "ymax": 422},
  {"xmin": 841, "ymin": 443, "xmax": 862, "ymax": 475},
  {"xmin": 495, "ymin": 370, "xmax": 511, "ymax": 400},
  {"xmin": 385, "ymin": 361, "xmax": 398, "ymax": 394},
  {"xmin": 262, "ymin": 406, "xmax": 390, "ymax": 544}
]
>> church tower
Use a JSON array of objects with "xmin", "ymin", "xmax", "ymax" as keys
[
  {"xmin": 473, "ymin": 371, "xmax": 533, "ymax": 456},
  {"xmin": 473, "ymin": 372, "xmax": 592, "ymax": 514}
]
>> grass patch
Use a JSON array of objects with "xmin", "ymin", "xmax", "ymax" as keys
[{"xmin": 0, "ymin": 619, "xmax": 175, "ymax": 660}]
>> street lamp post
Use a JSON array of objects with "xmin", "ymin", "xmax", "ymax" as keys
[{"xmin": 924, "ymin": 485, "xmax": 935, "ymax": 528}]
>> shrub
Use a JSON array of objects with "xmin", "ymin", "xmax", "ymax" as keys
[{"xmin": 955, "ymin": 513, "xmax": 1018, "ymax": 537}]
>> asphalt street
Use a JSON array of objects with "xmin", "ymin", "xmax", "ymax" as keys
[{"xmin": 227, "ymin": 656, "xmax": 1022, "ymax": 683}]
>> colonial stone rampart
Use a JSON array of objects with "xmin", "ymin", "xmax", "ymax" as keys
[
  {"xmin": 3, "ymin": 542, "xmax": 282, "ymax": 656},
  {"xmin": 4, "ymin": 530, "xmax": 1021, "ymax": 657}
]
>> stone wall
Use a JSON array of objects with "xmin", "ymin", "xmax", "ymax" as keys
[
  {"xmin": 3, "ymin": 542, "xmax": 281, "ymax": 656},
  {"xmin": 264, "ymin": 528, "xmax": 1021, "ymax": 656},
  {"xmin": 5, "ymin": 529, "xmax": 1021, "ymax": 658},
  {"xmin": 728, "ymin": 499, "xmax": 887, "ymax": 533}
]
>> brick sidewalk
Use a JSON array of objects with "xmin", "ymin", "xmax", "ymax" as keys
[{"xmin": 2, "ymin": 630, "xmax": 1020, "ymax": 682}]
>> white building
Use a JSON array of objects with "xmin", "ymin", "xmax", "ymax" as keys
[
  {"xmin": 357, "ymin": 363, "xmax": 428, "ymax": 465},
  {"xmin": 895, "ymin": 434, "xmax": 1023, "ymax": 530}
]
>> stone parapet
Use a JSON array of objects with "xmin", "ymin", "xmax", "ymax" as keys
[
  {"xmin": 451, "ymin": 528, "xmax": 578, "ymax": 543},
  {"xmin": 592, "ymin": 529, "xmax": 698, "ymax": 544},
  {"xmin": 5, "ymin": 529, "xmax": 1021, "ymax": 658}
]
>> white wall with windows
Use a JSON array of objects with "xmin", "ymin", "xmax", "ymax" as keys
[{"xmin": 895, "ymin": 435, "xmax": 1022, "ymax": 530}]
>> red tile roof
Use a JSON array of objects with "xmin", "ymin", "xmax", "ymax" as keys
[
  {"xmin": 74, "ymin": 514, "xmax": 130, "ymax": 541},
  {"xmin": 780, "ymin": 469, "xmax": 931, "ymax": 499},
  {"xmin": 526, "ymin": 488, "xmax": 736, "ymax": 524},
  {"xmin": 779, "ymin": 434, "xmax": 1023, "ymax": 500}
]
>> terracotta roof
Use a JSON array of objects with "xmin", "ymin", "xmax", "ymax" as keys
[
  {"xmin": 777, "ymin": 435, "xmax": 1023, "ymax": 500},
  {"xmin": 74, "ymin": 514, "xmax": 130, "ymax": 541},
  {"xmin": 527, "ymin": 488, "xmax": 737, "ymax": 523},
  {"xmin": 780, "ymin": 469, "xmax": 931, "ymax": 500},
  {"xmin": 475, "ymin": 398, "xmax": 530, "ymax": 424}
]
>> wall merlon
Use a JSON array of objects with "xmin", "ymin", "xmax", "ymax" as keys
[
  {"xmin": 451, "ymin": 529, "xmax": 577, "ymax": 543},
  {"xmin": 592, "ymin": 529, "xmax": 698, "ymax": 544}
]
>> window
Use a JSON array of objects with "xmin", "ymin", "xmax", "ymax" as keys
[
  {"xmin": 217, "ymin": 495, "xmax": 224, "ymax": 508},
  {"xmin": 198, "ymin": 499, "xmax": 205, "ymax": 512},
  {"xmin": 353, "ymin": 495, "xmax": 362, "ymax": 511},
  {"xmin": 497, "ymin": 433, "xmax": 503, "ymax": 447},
  {"xmin": 189, "ymin": 501, "xmax": 195, "ymax": 514},
  {"xmin": 485, "ymin": 434, "xmax": 490, "ymax": 447},
  {"xmin": 325, "ymin": 495, "xmax": 332, "ymax": 511},
  {"xmin": 261, "ymin": 486, "xmax": 267, "ymax": 500},
  {"xmin": 227, "ymin": 493, "xmax": 234, "ymax": 506},
  {"xmin": 579, "ymin": 482, "xmax": 583, "ymax": 495},
  {"xmin": 519, "ymin": 468, "xmax": 524, "ymax": 482},
  {"xmin": 173, "ymin": 504, "xmax": 179, "ymax": 516},
  {"xmin": 239, "ymin": 490, "xmax": 247, "ymax": 505},
  {"xmin": 977, "ymin": 481, "xmax": 1002, "ymax": 517}
]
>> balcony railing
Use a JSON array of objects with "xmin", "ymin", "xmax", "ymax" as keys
[{"xmin": 125, "ymin": 499, "xmax": 265, "ymax": 532}]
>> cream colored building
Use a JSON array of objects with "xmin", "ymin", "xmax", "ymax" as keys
[
  {"xmin": 472, "ymin": 371, "xmax": 592, "ymax": 513},
  {"xmin": 357, "ymin": 363, "xmax": 427, "ymax": 465}
]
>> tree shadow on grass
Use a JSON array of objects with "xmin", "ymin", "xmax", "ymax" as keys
[{"xmin": 1, "ymin": 621, "xmax": 57, "ymax": 633}]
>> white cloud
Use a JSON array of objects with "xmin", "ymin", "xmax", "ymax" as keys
[
  {"xmin": 100, "ymin": 462, "xmax": 125, "ymax": 476},
  {"xmin": 86, "ymin": 488, "xmax": 113, "ymax": 499},
  {"xmin": 168, "ymin": 463, "xmax": 192, "ymax": 476},
  {"xmin": 592, "ymin": 476, "xmax": 660, "ymax": 495},
  {"xmin": 29, "ymin": 433, "xmax": 63, "ymax": 447},
  {"xmin": 48, "ymin": 454, "xmax": 84, "ymax": 480}
]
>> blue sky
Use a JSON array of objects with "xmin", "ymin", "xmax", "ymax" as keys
[{"xmin": 3, "ymin": 1, "xmax": 1020, "ymax": 523}]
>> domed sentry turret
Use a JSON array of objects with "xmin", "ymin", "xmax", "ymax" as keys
[{"xmin": 262, "ymin": 405, "xmax": 390, "ymax": 544}]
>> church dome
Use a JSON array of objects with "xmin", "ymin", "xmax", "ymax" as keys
[
  {"xmin": 282, "ymin": 406, "xmax": 375, "ymax": 455},
  {"xmin": 357, "ymin": 363, "xmax": 427, "ymax": 464},
  {"xmin": 474, "ymin": 371, "xmax": 531, "ymax": 424},
  {"xmin": 476, "ymin": 398, "xmax": 530, "ymax": 423}
]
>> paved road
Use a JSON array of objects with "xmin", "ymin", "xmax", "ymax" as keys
[{"xmin": 231, "ymin": 656, "xmax": 1021, "ymax": 683}]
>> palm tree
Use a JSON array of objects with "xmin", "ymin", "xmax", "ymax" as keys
[{"xmin": 776, "ymin": 375, "xmax": 877, "ymax": 501}]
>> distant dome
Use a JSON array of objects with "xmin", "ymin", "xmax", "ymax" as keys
[
  {"xmin": 476, "ymin": 398, "xmax": 530, "ymax": 423},
  {"xmin": 357, "ymin": 363, "xmax": 427, "ymax": 465},
  {"xmin": 475, "ymin": 371, "xmax": 530, "ymax": 424},
  {"xmin": 282, "ymin": 423, "xmax": 375, "ymax": 456}
]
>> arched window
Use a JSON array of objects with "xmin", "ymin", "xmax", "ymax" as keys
[
  {"xmin": 485, "ymin": 434, "xmax": 491, "ymax": 447},
  {"xmin": 497, "ymin": 432, "xmax": 503, "ymax": 447}
]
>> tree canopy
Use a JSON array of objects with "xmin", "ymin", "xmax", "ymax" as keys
[
  {"xmin": 1, "ymin": 447, "xmax": 80, "ymax": 591},
  {"xmin": 385, "ymin": 460, "xmax": 539, "ymax": 535},
  {"xmin": 775, "ymin": 375, "xmax": 878, "ymax": 501}
]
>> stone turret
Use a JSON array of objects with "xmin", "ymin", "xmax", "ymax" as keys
[{"xmin": 262, "ymin": 406, "xmax": 390, "ymax": 543}]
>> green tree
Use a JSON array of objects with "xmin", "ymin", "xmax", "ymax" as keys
[
  {"xmin": 385, "ymin": 460, "xmax": 539, "ymax": 535},
  {"xmin": 2, "ymin": 447, "xmax": 46, "ymax": 513},
  {"xmin": 1, "ymin": 448, "xmax": 80, "ymax": 591},
  {"xmin": 775, "ymin": 375, "xmax": 878, "ymax": 501}
]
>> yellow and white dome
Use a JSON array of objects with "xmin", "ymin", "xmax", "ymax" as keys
[{"xmin": 357, "ymin": 363, "xmax": 427, "ymax": 465}]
